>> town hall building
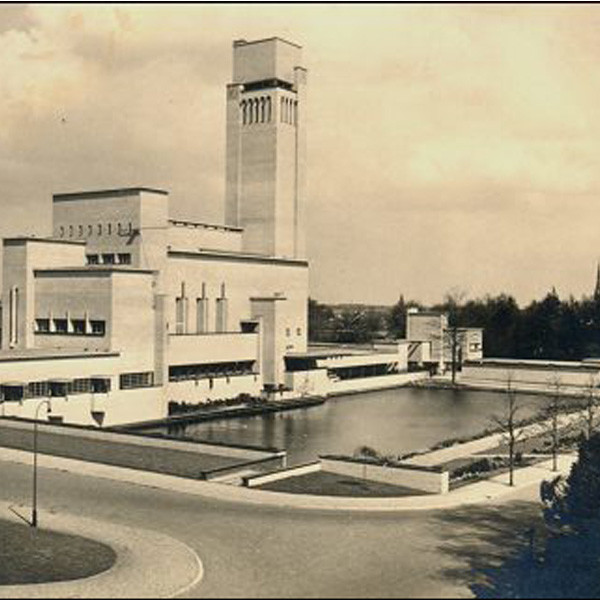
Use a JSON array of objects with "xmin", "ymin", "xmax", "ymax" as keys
[{"xmin": 0, "ymin": 37, "xmax": 418, "ymax": 427}]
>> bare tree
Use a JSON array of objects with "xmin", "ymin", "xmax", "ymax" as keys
[
  {"xmin": 580, "ymin": 374, "xmax": 600, "ymax": 440},
  {"xmin": 444, "ymin": 325, "xmax": 467, "ymax": 385},
  {"xmin": 490, "ymin": 372, "xmax": 526, "ymax": 486},
  {"xmin": 540, "ymin": 374, "xmax": 569, "ymax": 472},
  {"xmin": 429, "ymin": 289, "xmax": 467, "ymax": 385}
]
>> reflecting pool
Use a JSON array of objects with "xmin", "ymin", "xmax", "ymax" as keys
[{"xmin": 150, "ymin": 387, "xmax": 548, "ymax": 464}]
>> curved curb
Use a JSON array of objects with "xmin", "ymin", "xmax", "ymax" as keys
[
  {"xmin": 167, "ymin": 542, "xmax": 205, "ymax": 599},
  {"xmin": 0, "ymin": 447, "xmax": 575, "ymax": 514},
  {"xmin": 0, "ymin": 502, "xmax": 204, "ymax": 599}
]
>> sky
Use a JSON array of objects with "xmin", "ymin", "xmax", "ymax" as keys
[{"xmin": 2, "ymin": 3, "xmax": 600, "ymax": 306}]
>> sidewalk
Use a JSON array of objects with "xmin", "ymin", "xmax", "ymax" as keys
[
  {"xmin": 0, "ymin": 500, "xmax": 203, "ymax": 599},
  {"xmin": 405, "ymin": 410, "xmax": 584, "ymax": 468},
  {"xmin": 0, "ymin": 446, "xmax": 576, "ymax": 513}
]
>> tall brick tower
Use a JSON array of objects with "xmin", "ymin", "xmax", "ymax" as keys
[{"xmin": 224, "ymin": 37, "xmax": 307, "ymax": 259}]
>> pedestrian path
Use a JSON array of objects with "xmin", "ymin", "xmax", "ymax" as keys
[
  {"xmin": 0, "ymin": 446, "xmax": 576, "ymax": 513},
  {"xmin": 405, "ymin": 410, "xmax": 584, "ymax": 467},
  {"xmin": 0, "ymin": 500, "xmax": 203, "ymax": 598}
]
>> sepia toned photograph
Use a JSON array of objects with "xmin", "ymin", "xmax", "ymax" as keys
[{"xmin": 2, "ymin": 2, "xmax": 600, "ymax": 598}]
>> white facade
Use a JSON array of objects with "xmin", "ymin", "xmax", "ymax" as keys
[
  {"xmin": 225, "ymin": 37, "xmax": 307, "ymax": 259},
  {"xmin": 0, "ymin": 37, "xmax": 310, "ymax": 427},
  {"xmin": 406, "ymin": 310, "xmax": 484, "ymax": 371}
]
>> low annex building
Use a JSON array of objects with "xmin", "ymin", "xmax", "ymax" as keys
[{"xmin": 405, "ymin": 309, "xmax": 484, "ymax": 373}]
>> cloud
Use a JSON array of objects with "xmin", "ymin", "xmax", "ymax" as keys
[{"xmin": 2, "ymin": 4, "xmax": 600, "ymax": 304}]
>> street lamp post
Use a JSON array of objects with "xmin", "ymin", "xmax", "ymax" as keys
[{"xmin": 32, "ymin": 398, "xmax": 51, "ymax": 528}]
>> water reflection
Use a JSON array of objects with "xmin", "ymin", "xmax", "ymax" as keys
[{"xmin": 150, "ymin": 387, "xmax": 547, "ymax": 464}]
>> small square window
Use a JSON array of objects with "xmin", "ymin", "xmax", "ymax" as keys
[
  {"xmin": 71, "ymin": 319, "xmax": 86, "ymax": 335},
  {"xmin": 91, "ymin": 378, "xmax": 111, "ymax": 393},
  {"xmin": 90, "ymin": 320, "xmax": 106, "ymax": 336},
  {"xmin": 102, "ymin": 254, "xmax": 115, "ymax": 265},
  {"xmin": 87, "ymin": 254, "xmax": 99, "ymax": 265},
  {"xmin": 53, "ymin": 319, "xmax": 68, "ymax": 333},
  {"xmin": 35, "ymin": 319, "xmax": 50, "ymax": 333},
  {"xmin": 117, "ymin": 253, "xmax": 131, "ymax": 265}
]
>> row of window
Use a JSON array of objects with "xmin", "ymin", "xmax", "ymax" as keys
[
  {"xmin": 58, "ymin": 222, "xmax": 134, "ymax": 239},
  {"xmin": 1, "ymin": 377, "xmax": 111, "ymax": 402},
  {"xmin": 120, "ymin": 371, "xmax": 154, "ymax": 390},
  {"xmin": 87, "ymin": 253, "xmax": 131, "ymax": 265},
  {"xmin": 0, "ymin": 371, "xmax": 155, "ymax": 402},
  {"xmin": 330, "ymin": 363, "xmax": 399, "ymax": 381},
  {"xmin": 35, "ymin": 318, "xmax": 106, "ymax": 336},
  {"xmin": 175, "ymin": 300, "xmax": 303, "ymax": 338},
  {"xmin": 169, "ymin": 361, "xmax": 256, "ymax": 383},
  {"xmin": 176, "ymin": 282, "xmax": 228, "ymax": 334},
  {"xmin": 240, "ymin": 96, "xmax": 297, "ymax": 126}
]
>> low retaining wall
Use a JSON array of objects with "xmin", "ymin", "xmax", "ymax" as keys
[
  {"xmin": 0, "ymin": 417, "xmax": 279, "ymax": 460},
  {"xmin": 329, "ymin": 371, "xmax": 429, "ymax": 396},
  {"xmin": 200, "ymin": 454, "xmax": 287, "ymax": 481},
  {"xmin": 242, "ymin": 461, "xmax": 322, "ymax": 488},
  {"xmin": 461, "ymin": 363, "xmax": 600, "ymax": 389},
  {"xmin": 320, "ymin": 456, "xmax": 449, "ymax": 494}
]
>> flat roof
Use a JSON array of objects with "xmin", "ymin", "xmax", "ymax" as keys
[
  {"xmin": 169, "ymin": 219, "xmax": 243, "ymax": 233},
  {"xmin": 479, "ymin": 358, "xmax": 599, "ymax": 369},
  {"xmin": 290, "ymin": 344, "xmax": 400, "ymax": 359},
  {"xmin": 0, "ymin": 348, "xmax": 120, "ymax": 364},
  {"xmin": 34, "ymin": 266, "xmax": 156, "ymax": 276},
  {"xmin": 233, "ymin": 36, "xmax": 302, "ymax": 50},
  {"xmin": 286, "ymin": 350, "xmax": 353, "ymax": 360},
  {"xmin": 53, "ymin": 187, "xmax": 169, "ymax": 202},
  {"xmin": 3, "ymin": 236, "xmax": 85, "ymax": 246},
  {"xmin": 250, "ymin": 296, "xmax": 287, "ymax": 302},
  {"xmin": 168, "ymin": 248, "xmax": 309, "ymax": 267}
]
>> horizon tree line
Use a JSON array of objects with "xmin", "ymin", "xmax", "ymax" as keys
[{"xmin": 309, "ymin": 287, "xmax": 600, "ymax": 362}]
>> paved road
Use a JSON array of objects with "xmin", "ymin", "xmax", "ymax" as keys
[{"xmin": 0, "ymin": 459, "xmax": 545, "ymax": 598}]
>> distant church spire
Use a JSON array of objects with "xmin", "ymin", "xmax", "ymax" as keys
[{"xmin": 594, "ymin": 262, "xmax": 600, "ymax": 301}]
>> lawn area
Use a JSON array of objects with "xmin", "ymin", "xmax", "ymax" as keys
[
  {"xmin": 0, "ymin": 518, "xmax": 116, "ymax": 585},
  {"xmin": 257, "ymin": 471, "xmax": 429, "ymax": 497},
  {"xmin": 0, "ymin": 425, "xmax": 248, "ymax": 479}
]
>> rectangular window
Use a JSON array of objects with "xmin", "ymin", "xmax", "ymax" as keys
[
  {"xmin": 120, "ymin": 371, "xmax": 154, "ymax": 390},
  {"xmin": 175, "ymin": 297, "xmax": 188, "ymax": 334},
  {"xmin": 168, "ymin": 361, "xmax": 255, "ymax": 382},
  {"xmin": 90, "ymin": 320, "xmax": 106, "ymax": 336},
  {"xmin": 49, "ymin": 381, "xmax": 68, "ymax": 397},
  {"xmin": 87, "ymin": 254, "xmax": 99, "ymax": 265},
  {"xmin": 296, "ymin": 327, "xmax": 302, "ymax": 336},
  {"xmin": 91, "ymin": 377, "xmax": 111, "ymax": 393},
  {"xmin": 102, "ymin": 253, "xmax": 115, "ymax": 265},
  {"xmin": 35, "ymin": 319, "xmax": 50, "ymax": 333},
  {"xmin": 67, "ymin": 378, "xmax": 91, "ymax": 395},
  {"xmin": 215, "ymin": 298, "xmax": 228, "ymax": 333},
  {"xmin": 53, "ymin": 319, "xmax": 68, "ymax": 334},
  {"xmin": 71, "ymin": 319, "xmax": 86, "ymax": 335},
  {"xmin": 196, "ymin": 298, "xmax": 209, "ymax": 333},
  {"xmin": 27, "ymin": 381, "xmax": 50, "ymax": 398},
  {"xmin": 117, "ymin": 253, "xmax": 131, "ymax": 265},
  {"xmin": 2, "ymin": 385, "xmax": 24, "ymax": 402}
]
